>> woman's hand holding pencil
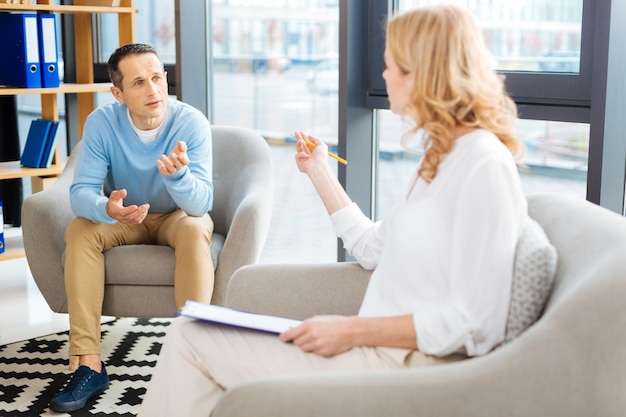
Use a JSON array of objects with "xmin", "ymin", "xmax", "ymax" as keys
[
  {"xmin": 294, "ymin": 131, "xmax": 348, "ymax": 165},
  {"xmin": 293, "ymin": 131, "xmax": 353, "ymax": 214}
]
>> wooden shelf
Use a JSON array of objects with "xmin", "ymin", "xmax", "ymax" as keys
[
  {"xmin": 0, "ymin": 4, "xmax": 134, "ymax": 14},
  {"xmin": 0, "ymin": 235, "xmax": 25, "ymax": 261},
  {"xmin": 0, "ymin": 160, "xmax": 64, "ymax": 180},
  {"xmin": 0, "ymin": 82, "xmax": 113, "ymax": 96},
  {"xmin": 0, "ymin": 1, "xmax": 135, "ymax": 263}
]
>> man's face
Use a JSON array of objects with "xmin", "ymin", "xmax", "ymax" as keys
[{"xmin": 111, "ymin": 52, "xmax": 169, "ymax": 130}]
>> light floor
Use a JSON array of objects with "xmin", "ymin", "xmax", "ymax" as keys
[{"xmin": 0, "ymin": 227, "xmax": 73, "ymax": 345}]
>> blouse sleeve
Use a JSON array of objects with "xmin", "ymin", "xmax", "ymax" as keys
[
  {"xmin": 413, "ymin": 155, "xmax": 527, "ymax": 356},
  {"xmin": 330, "ymin": 202, "xmax": 386, "ymax": 270}
]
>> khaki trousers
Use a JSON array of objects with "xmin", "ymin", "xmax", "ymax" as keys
[
  {"xmin": 64, "ymin": 210, "xmax": 214, "ymax": 364},
  {"xmin": 138, "ymin": 317, "xmax": 466, "ymax": 417}
]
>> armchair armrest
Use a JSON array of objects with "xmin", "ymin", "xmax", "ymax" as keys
[
  {"xmin": 224, "ymin": 262, "xmax": 372, "ymax": 320},
  {"xmin": 22, "ymin": 144, "xmax": 79, "ymax": 312}
]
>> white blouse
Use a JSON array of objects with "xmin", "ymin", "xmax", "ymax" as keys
[{"xmin": 330, "ymin": 130, "xmax": 527, "ymax": 357}]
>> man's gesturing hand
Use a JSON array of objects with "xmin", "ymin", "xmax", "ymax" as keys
[
  {"xmin": 157, "ymin": 141, "xmax": 189, "ymax": 176},
  {"xmin": 106, "ymin": 189, "xmax": 150, "ymax": 224}
]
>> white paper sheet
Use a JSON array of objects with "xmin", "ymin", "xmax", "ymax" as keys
[{"xmin": 178, "ymin": 301, "xmax": 302, "ymax": 334}]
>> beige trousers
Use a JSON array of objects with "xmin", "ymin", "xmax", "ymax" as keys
[
  {"xmin": 64, "ymin": 210, "xmax": 214, "ymax": 364},
  {"xmin": 138, "ymin": 317, "xmax": 466, "ymax": 417}
]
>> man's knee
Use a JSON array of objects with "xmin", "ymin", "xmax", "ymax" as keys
[
  {"xmin": 174, "ymin": 215, "xmax": 214, "ymax": 240},
  {"xmin": 65, "ymin": 218, "xmax": 124, "ymax": 252}
]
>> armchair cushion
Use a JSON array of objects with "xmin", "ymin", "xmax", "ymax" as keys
[
  {"xmin": 62, "ymin": 234, "xmax": 225, "ymax": 286},
  {"xmin": 226, "ymin": 262, "xmax": 371, "ymax": 320},
  {"xmin": 504, "ymin": 216, "xmax": 557, "ymax": 344}
]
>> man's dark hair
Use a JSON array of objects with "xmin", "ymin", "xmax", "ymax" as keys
[{"xmin": 107, "ymin": 43, "xmax": 162, "ymax": 89}]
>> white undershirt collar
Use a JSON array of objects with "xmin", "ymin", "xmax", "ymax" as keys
[{"xmin": 127, "ymin": 108, "xmax": 168, "ymax": 144}]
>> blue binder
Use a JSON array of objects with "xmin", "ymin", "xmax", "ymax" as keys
[
  {"xmin": 21, "ymin": 119, "xmax": 53, "ymax": 168},
  {"xmin": 40, "ymin": 120, "xmax": 60, "ymax": 168},
  {"xmin": 0, "ymin": 13, "xmax": 42, "ymax": 88},
  {"xmin": 37, "ymin": 14, "xmax": 60, "ymax": 88}
]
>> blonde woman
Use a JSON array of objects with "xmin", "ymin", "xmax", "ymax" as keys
[{"xmin": 139, "ymin": 5, "xmax": 527, "ymax": 416}]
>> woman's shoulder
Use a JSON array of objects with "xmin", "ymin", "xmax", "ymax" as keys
[
  {"xmin": 456, "ymin": 128, "xmax": 497, "ymax": 143},
  {"xmin": 454, "ymin": 129, "xmax": 511, "ymax": 157},
  {"xmin": 436, "ymin": 129, "xmax": 516, "ymax": 179}
]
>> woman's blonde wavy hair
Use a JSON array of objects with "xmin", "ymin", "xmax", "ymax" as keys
[{"xmin": 386, "ymin": 5, "xmax": 524, "ymax": 183}]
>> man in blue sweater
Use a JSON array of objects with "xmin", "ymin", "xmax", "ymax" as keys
[{"xmin": 50, "ymin": 43, "xmax": 215, "ymax": 413}]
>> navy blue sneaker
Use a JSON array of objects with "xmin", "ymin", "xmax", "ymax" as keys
[{"xmin": 49, "ymin": 363, "xmax": 109, "ymax": 412}]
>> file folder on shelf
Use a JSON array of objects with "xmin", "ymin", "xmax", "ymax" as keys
[
  {"xmin": 40, "ymin": 120, "xmax": 60, "ymax": 168},
  {"xmin": 21, "ymin": 119, "xmax": 53, "ymax": 168},
  {"xmin": 0, "ymin": 13, "xmax": 42, "ymax": 88},
  {"xmin": 37, "ymin": 14, "xmax": 60, "ymax": 88}
]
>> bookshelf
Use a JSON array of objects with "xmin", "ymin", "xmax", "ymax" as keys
[{"xmin": 0, "ymin": 0, "xmax": 136, "ymax": 261}]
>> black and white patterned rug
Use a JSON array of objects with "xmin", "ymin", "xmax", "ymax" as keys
[{"xmin": 0, "ymin": 318, "xmax": 173, "ymax": 417}]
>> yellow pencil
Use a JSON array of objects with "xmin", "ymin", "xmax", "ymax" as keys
[{"xmin": 303, "ymin": 138, "xmax": 348, "ymax": 165}]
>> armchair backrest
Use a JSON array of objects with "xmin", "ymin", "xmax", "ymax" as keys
[
  {"xmin": 527, "ymin": 192, "xmax": 626, "ymax": 316},
  {"xmin": 210, "ymin": 125, "xmax": 273, "ymax": 237}
]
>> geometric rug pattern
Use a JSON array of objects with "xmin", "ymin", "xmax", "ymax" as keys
[{"xmin": 0, "ymin": 318, "xmax": 173, "ymax": 417}]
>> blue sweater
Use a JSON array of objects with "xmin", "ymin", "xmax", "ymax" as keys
[{"xmin": 70, "ymin": 98, "xmax": 213, "ymax": 224}]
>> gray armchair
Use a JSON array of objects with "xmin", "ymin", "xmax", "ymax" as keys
[
  {"xmin": 219, "ymin": 192, "xmax": 626, "ymax": 417},
  {"xmin": 22, "ymin": 125, "xmax": 273, "ymax": 317}
]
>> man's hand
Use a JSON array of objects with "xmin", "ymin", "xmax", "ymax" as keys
[
  {"xmin": 106, "ymin": 189, "xmax": 150, "ymax": 224},
  {"xmin": 157, "ymin": 141, "xmax": 189, "ymax": 176}
]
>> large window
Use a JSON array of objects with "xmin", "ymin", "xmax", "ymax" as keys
[
  {"xmin": 212, "ymin": 1, "xmax": 340, "ymax": 263},
  {"xmin": 360, "ymin": 0, "xmax": 623, "ymax": 223},
  {"xmin": 376, "ymin": 111, "xmax": 588, "ymax": 219},
  {"xmin": 177, "ymin": 0, "xmax": 342, "ymax": 263},
  {"xmin": 211, "ymin": 2, "xmax": 339, "ymax": 139},
  {"xmin": 98, "ymin": 0, "xmax": 176, "ymax": 64},
  {"xmin": 176, "ymin": 0, "xmax": 623, "ymax": 264},
  {"xmin": 374, "ymin": 0, "xmax": 589, "ymax": 218},
  {"xmin": 399, "ymin": 0, "xmax": 583, "ymax": 73},
  {"xmin": 369, "ymin": 0, "xmax": 592, "ymax": 111},
  {"xmin": 39, "ymin": 0, "xmax": 624, "ymax": 268}
]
